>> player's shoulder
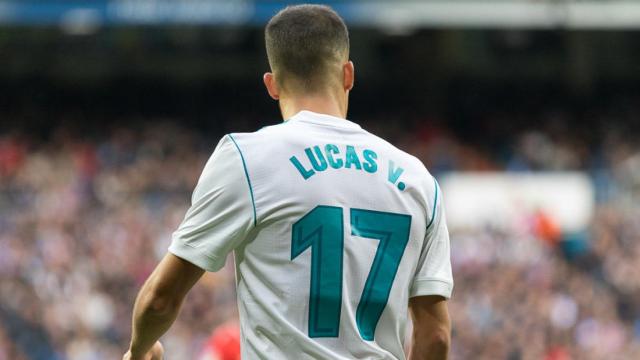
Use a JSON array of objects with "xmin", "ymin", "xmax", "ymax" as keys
[
  {"xmin": 361, "ymin": 126, "xmax": 439, "ymax": 207},
  {"xmin": 361, "ymin": 126, "xmax": 433, "ymax": 178},
  {"xmin": 221, "ymin": 118, "xmax": 316, "ymax": 160},
  {"xmin": 224, "ymin": 120, "xmax": 294, "ymax": 143}
]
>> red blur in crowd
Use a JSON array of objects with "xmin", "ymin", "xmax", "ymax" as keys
[
  {"xmin": 533, "ymin": 209, "xmax": 562, "ymax": 247},
  {"xmin": 199, "ymin": 322, "xmax": 241, "ymax": 360}
]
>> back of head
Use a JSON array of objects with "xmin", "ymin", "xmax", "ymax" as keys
[{"xmin": 265, "ymin": 4, "xmax": 350, "ymax": 95}]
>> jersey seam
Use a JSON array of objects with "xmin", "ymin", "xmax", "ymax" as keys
[
  {"xmin": 410, "ymin": 282, "xmax": 452, "ymax": 298},
  {"xmin": 171, "ymin": 239, "xmax": 221, "ymax": 262},
  {"xmin": 227, "ymin": 134, "xmax": 257, "ymax": 227},
  {"xmin": 412, "ymin": 277, "xmax": 451, "ymax": 284},
  {"xmin": 425, "ymin": 177, "xmax": 439, "ymax": 230}
]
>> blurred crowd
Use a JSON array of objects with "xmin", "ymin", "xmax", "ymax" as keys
[
  {"xmin": 1, "ymin": 111, "xmax": 640, "ymax": 359},
  {"xmin": 0, "ymin": 124, "xmax": 237, "ymax": 359}
]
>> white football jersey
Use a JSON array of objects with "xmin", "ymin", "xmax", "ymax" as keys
[{"xmin": 169, "ymin": 110, "xmax": 453, "ymax": 360}]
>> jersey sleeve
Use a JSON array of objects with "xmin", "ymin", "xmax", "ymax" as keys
[
  {"xmin": 168, "ymin": 135, "xmax": 255, "ymax": 272},
  {"xmin": 410, "ymin": 178, "xmax": 454, "ymax": 299}
]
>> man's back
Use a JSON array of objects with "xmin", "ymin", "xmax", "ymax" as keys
[
  {"xmin": 170, "ymin": 111, "xmax": 453, "ymax": 359},
  {"xmin": 124, "ymin": 6, "xmax": 451, "ymax": 360}
]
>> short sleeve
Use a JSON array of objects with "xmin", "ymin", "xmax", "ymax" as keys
[
  {"xmin": 168, "ymin": 135, "xmax": 255, "ymax": 272},
  {"xmin": 410, "ymin": 179, "xmax": 454, "ymax": 299}
]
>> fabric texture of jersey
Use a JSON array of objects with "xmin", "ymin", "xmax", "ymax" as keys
[{"xmin": 169, "ymin": 110, "xmax": 453, "ymax": 360}]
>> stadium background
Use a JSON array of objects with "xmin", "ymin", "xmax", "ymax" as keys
[{"xmin": 1, "ymin": 1, "xmax": 640, "ymax": 359}]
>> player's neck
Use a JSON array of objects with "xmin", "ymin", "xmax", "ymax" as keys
[{"xmin": 279, "ymin": 93, "xmax": 347, "ymax": 121}]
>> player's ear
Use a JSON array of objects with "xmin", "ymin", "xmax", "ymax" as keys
[
  {"xmin": 343, "ymin": 61, "xmax": 355, "ymax": 92},
  {"xmin": 263, "ymin": 72, "xmax": 280, "ymax": 100}
]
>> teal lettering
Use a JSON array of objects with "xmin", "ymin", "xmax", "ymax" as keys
[
  {"xmin": 305, "ymin": 146, "xmax": 328, "ymax": 172},
  {"xmin": 345, "ymin": 145, "xmax": 362, "ymax": 170},
  {"xmin": 362, "ymin": 150, "xmax": 378, "ymax": 173},
  {"xmin": 387, "ymin": 160, "xmax": 404, "ymax": 184},
  {"xmin": 325, "ymin": 144, "xmax": 343, "ymax": 169},
  {"xmin": 290, "ymin": 156, "xmax": 315, "ymax": 180}
]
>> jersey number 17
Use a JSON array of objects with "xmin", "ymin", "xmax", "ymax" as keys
[{"xmin": 291, "ymin": 206, "xmax": 411, "ymax": 341}]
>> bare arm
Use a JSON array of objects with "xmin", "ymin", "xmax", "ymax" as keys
[
  {"xmin": 124, "ymin": 253, "xmax": 204, "ymax": 360},
  {"xmin": 408, "ymin": 295, "xmax": 451, "ymax": 360}
]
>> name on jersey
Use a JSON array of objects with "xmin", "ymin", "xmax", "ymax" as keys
[{"xmin": 289, "ymin": 144, "xmax": 407, "ymax": 191}]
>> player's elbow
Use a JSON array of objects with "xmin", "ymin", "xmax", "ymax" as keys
[
  {"xmin": 411, "ymin": 325, "xmax": 451, "ymax": 359},
  {"xmin": 140, "ymin": 284, "xmax": 181, "ymax": 317},
  {"xmin": 423, "ymin": 327, "xmax": 450, "ymax": 353},
  {"xmin": 146, "ymin": 292, "xmax": 176, "ymax": 316}
]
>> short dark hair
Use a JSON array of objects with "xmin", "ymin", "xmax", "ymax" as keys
[{"xmin": 265, "ymin": 4, "xmax": 349, "ymax": 94}]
